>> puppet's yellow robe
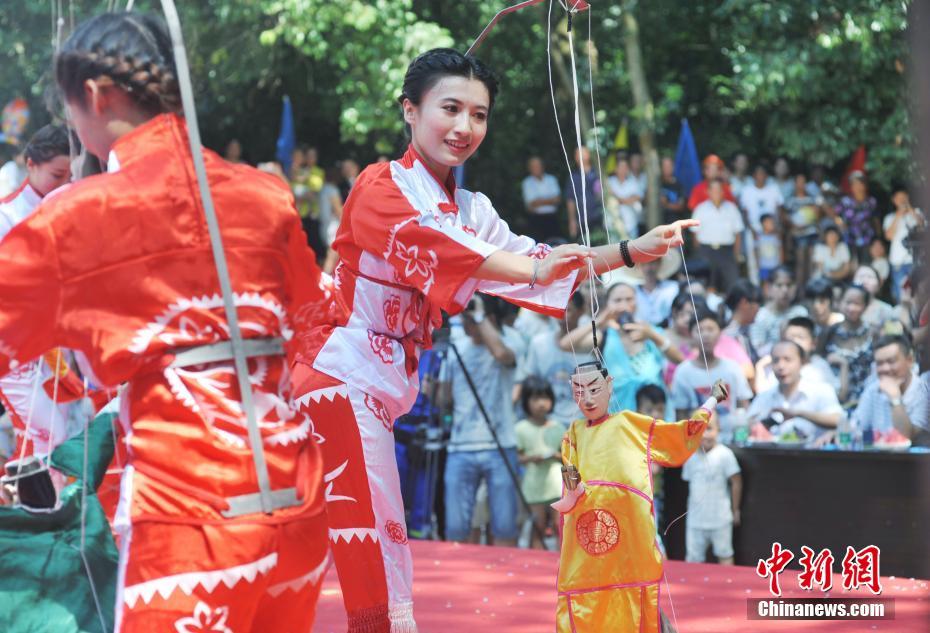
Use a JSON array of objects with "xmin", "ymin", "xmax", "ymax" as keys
[{"xmin": 555, "ymin": 408, "xmax": 710, "ymax": 632}]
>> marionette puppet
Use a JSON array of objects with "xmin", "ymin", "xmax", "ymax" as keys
[
  {"xmin": 0, "ymin": 8, "xmax": 332, "ymax": 632},
  {"xmin": 289, "ymin": 45, "xmax": 698, "ymax": 633},
  {"xmin": 554, "ymin": 361, "xmax": 728, "ymax": 632}
]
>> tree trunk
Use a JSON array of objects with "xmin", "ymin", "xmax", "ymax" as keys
[
  {"xmin": 622, "ymin": 2, "xmax": 660, "ymax": 228},
  {"xmin": 549, "ymin": 15, "xmax": 593, "ymax": 147}
]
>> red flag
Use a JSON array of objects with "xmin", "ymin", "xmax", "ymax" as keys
[{"xmin": 840, "ymin": 145, "xmax": 866, "ymax": 194}]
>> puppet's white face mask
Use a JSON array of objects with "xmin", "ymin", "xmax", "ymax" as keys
[{"xmin": 571, "ymin": 369, "xmax": 613, "ymax": 421}]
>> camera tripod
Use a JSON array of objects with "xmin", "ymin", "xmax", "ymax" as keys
[{"xmin": 396, "ymin": 326, "xmax": 551, "ymax": 550}]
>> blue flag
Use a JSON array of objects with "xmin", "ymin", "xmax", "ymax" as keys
[
  {"xmin": 673, "ymin": 118, "xmax": 701, "ymax": 197},
  {"xmin": 275, "ymin": 95, "xmax": 296, "ymax": 175}
]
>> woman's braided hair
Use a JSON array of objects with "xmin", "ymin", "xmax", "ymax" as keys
[{"xmin": 55, "ymin": 12, "xmax": 180, "ymax": 115}]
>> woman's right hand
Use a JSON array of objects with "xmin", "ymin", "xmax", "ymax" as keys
[{"xmin": 536, "ymin": 244, "xmax": 594, "ymax": 285}]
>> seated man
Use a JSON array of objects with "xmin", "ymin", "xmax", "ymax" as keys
[
  {"xmin": 852, "ymin": 335, "xmax": 927, "ymax": 442},
  {"xmin": 754, "ymin": 316, "xmax": 838, "ymax": 392},
  {"xmin": 748, "ymin": 340, "xmax": 844, "ymax": 442}
]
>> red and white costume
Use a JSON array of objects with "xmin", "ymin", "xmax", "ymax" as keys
[
  {"xmin": 292, "ymin": 145, "xmax": 579, "ymax": 632},
  {"xmin": 0, "ymin": 114, "xmax": 330, "ymax": 631},
  {"xmin": 0, "ymin": 181, "xmax": 86, "ymax": 464}
]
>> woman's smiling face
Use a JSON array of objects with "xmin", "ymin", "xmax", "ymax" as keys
[{"xmin": 404, "ymin": 75, "xmax": 489, "ymax": 178}]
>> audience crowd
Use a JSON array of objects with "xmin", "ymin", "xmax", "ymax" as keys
[
  {"xmin": 213, "ymin": 143, "xmax": 930, "ymax": 560},
  {"xmin": 424, "ymin": 149, "xmax": 929, "ymax": 559}
]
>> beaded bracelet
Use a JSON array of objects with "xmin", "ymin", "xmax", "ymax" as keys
[{"xmin": 619, "ymin": 239, "xmax": 635, "ymax": 268}]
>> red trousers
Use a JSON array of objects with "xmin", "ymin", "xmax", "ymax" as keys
[
  {"xmin": 115, "ymin": 495, "xmax": 329, "ymax": 632},
  {"xmin": 292, "ymin": 363, "xmax": 417, "ymax": 633}
]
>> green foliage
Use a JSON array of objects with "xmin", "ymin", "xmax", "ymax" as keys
[
  {"xmin": 0, "ymin": 0, "xmax": 915, "ymax": 216},
  {"xmin": 259, "ymin": 0, "xmax": 452, "ymax": 153},
  {"xmin": 717, "ymin": 0, "xmax": 912, "ymax": 187}
]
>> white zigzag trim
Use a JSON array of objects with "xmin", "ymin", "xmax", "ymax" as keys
[
  {"xmin": 265, "ymin": 553, "xmax": 331, "ymax": 598},
  {"xmin": 128, "ymin": 292, "xmax": 291, "ymax": 354},
  {"xmin": 329, "ymin": 528, "xmax": 379, "ymax": 544},
  {"xmin": 265, "ymin": 415, "xmax": 311, "ymax": 447},
  {"xmin": 294, "ymin": 384, "xmax": 348, "ymax": 408},
  {"xmin": 122, "ymin": 552, "xmax": 278, "ymax": 609}
]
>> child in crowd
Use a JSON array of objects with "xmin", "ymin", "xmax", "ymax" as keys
[
  {"xmin": 868, "ymin": 237, "xmax": 891, "ymax": 287},
  {"xmin": 672, "ymin": 308, "xmax": 753, "ymax": 443},
  {"xmin": 756, "ymin": 213, "xmax": 783, "ymax": 283},
  {"xmin": 515, "ymin": 376, "xmax": 566, "ymax": 549},
  {"xmin": 804, "ymin": 277, "xmax": 844, "ymax": 339},
  {"xmin": 682, "ymin": 415, "xmax": 742, "ymax": 565}
]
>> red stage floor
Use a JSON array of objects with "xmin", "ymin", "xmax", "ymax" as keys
[{"xmin": 312, "ymin": 541, "xmax": 930, "ymax": 632}]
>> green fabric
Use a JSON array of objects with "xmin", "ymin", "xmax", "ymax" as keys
[{"xmin": 0, "ymin": 411, "xmax": 119, "ymax": 632}]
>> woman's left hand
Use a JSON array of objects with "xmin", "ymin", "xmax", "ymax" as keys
[
  {"xmin": 622, "ymin": 321, "xmax": 654, "ymax": 343},
  {"xmin": 631, "ymin": 219, "xmax": 700, "ymax": 260}
]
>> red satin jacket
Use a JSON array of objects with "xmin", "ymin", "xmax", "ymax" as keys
[{"xmin": 0, "ymin": 114, "xmax": 328, "ymax": 524}]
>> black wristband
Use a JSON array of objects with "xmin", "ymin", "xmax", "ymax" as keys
[{"xmin": 619, "ymin": 240, "xmax": 635, "ymax": 268}]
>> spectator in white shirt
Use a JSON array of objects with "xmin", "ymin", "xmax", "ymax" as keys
[
  {"xmin": 606, "ymin": 152, "xmax": 643, "ymax": 238},
  {"xmin": 754, "ymin": 316, "xmax": 839, "ymax": 393},
  {"xmin": 812, "ymin": 224, "xmax": 853, "ymax": 282},
  {"xmin": 729, "ymin": 153, "xmax": 752, "ymax": 199},
  {"xmin": 521, "ymin": 156, "xmax": 562, "ymax": 243},
  {"xmin": 691, "ymin": 179, "xmax": 744, "ymax": 294},
  {"xmin": 748, "ymin": 340, "xmax": 844, "ymax": 442},
  {"xmin": 853, "ymin": 335, "xmax": 928, "ymax": 440},
  {"xmin": 630, "ymin": 152, "xmax": 648, "ymax": 196},
  {"xmin": 883, "ymin": 188, "xmax": 925, "ymax": 302},
  {"xmin": 633, "ymin": 255, "xmax": 681, "ymax": 327},
  {"xmin": 738, "ymin": 164, "xmax": 784, "ymax": 235},
  {"xmin": 772, "ymin": 157, "xmax": 795, "ymax": 201}
]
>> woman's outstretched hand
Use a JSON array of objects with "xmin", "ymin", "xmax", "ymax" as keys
[
  {"xmin": 631, "ymin": 219, "xmax": 700, "ymax": 260},
  {"xmin": 537, "ymin": 244, "xmax": 594, "ymax": 285}
]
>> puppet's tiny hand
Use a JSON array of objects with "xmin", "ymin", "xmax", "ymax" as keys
[
  {"xmin": 711, "ymin": 379, "xmax": 729, "ymax": 403},
  {"xmin": 562, "ymin": 464, "xmax": 581, "ymax": 491}
]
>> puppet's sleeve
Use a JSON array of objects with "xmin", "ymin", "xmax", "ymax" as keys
[
  {"xmin": 637, "ymin": 405, "xmax": 714, "ymax": 468},
  {"xmin": 560, "ymin": 422, "xmax": 577, "ymax": 468},
  {"xmin": 348, "ymin": 171, "xmax": 499, "ymax": 313},
  {"xmin": 0, "ymin": 218, "xmax": 62, "ymax": 379},
  {"xmin": 471, "ymin": 192, "xmax": 580, "ymax": 318}
]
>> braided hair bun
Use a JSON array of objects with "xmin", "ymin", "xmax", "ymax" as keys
[
  {"xmin": 397, "ymin": 48, "xmax": 499, "ymax": 110},
  {"xmin": 55, "ymin": 12, "xmax": 180, "ymax": 115}
]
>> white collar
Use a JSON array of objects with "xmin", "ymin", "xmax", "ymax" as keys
[
  {"xmin": 19, "ymin": 182, "xmax": 42, "ymax": 209},
  {"xmin": 107, "ymin": 150, "xmax": 121, "ymax": 174}
]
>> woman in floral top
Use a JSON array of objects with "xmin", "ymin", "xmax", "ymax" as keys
[{"xmin": 836, "ymin": 172, "xmax": 879, "ymax": 259}]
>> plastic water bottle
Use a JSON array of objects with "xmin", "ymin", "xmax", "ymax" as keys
[
  {"xmin": 850, "ymin": 419, "xmax": 864, "ymax": 451},
  {"xmin": 837, "ymin": 414, "xmax": 852, "ymax": 450},
  {"xmin": 732, "ymin": 407, "xmax": 749, "ymax": 446}
]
